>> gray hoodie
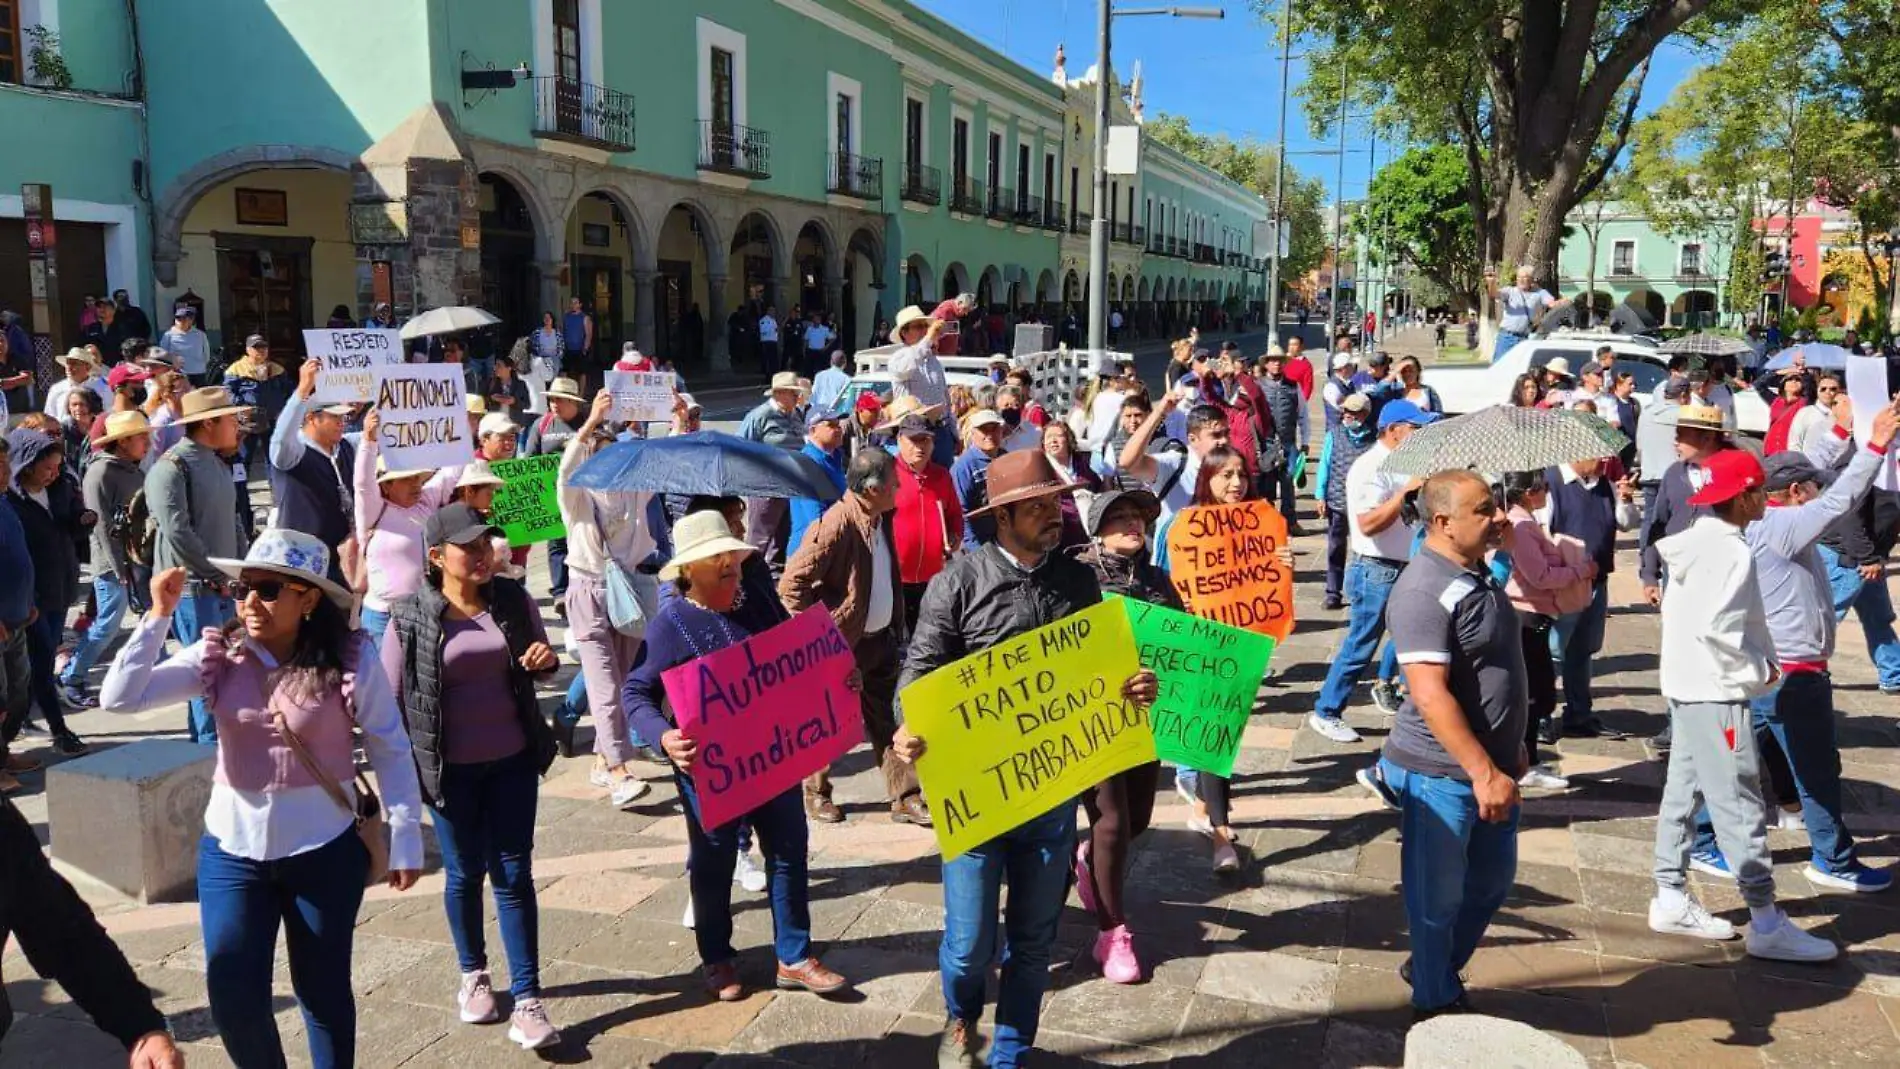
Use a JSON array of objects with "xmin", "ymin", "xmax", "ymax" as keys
[{"xmin": 83, "ymin": 451, "xmax": 146, "ymax": 578}]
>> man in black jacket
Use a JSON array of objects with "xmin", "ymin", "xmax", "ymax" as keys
[
  {"xmin": 0, "ymin": 794, "xmax": 181, "ymax": 1066},
  {"xmin": 892, "ymin": 451, "xmax": 1156, "ymax": 1069}
]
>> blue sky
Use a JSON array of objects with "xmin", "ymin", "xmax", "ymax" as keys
[{"xmin": 913, "ymin": 0, "xmax": 1703, "ymax": 206}]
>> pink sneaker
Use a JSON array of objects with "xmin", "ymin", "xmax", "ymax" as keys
[
  {"xmin": 1094, "ymin": 925, "xmax": 1142, "ymax": 984},
  {"xmin": 1074, "ymin": 842, "xmax": 1098, "ymax": 916}
]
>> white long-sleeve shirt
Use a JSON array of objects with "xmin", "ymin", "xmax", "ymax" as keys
[
  {"xmin": 100, "ymin": 614, "xmax": 425, "ymax": 871},
  {"xmin": 557, "ymin": 431, "xmax": 655, "ymax": 578}
]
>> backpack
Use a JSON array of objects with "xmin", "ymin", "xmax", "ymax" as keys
[{"xmin": 116, "ymin": 455, "xmax": 191, "ymax": 569}]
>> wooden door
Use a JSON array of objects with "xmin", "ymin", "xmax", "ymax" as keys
[{"xmin": 219, "ymin": 245, "xmax": 308, "ymax": 362}]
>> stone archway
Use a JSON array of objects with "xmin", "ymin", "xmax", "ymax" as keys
[
  {"xmin": 563, "ymin": 188, "xmax": 649, "ymax": 370},
  {"xmin": 731, "ymin": 211, "xmax": 787, "ymax": 314},
  {"xmin": 905, "ymin": 252, "xmax": 934, "ymax": 308},
  {"xmin": 478, "ymin": 172, "xmax": 544, "ymax": 348},
  {"xmin": 942, "ymin": 262, "xmax": 971, "ymax": 301},
  {"xmin": 793, "ymin": 219, "xmax": 835, "ymax": 315},
  {"xmin": 843, "ymin": 226, "xmax": 884, "ymax": 352},
  {"xmin": 654, "ymin": 201, "xmax": 723, "ymax": 370},
  {"xmin": 152, "ymin": 145, "xmax": 358, "ymax": 287}
]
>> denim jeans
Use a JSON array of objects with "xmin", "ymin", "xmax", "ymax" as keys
[
  {"xmin": 1380, "ymin": 757, "xmax": 1518, "ymax": 1012},
  {"xmin": 677, "ymin": 773, "xmax": 811, "ymax": 967},
  {"xmin": 1323, "ymin": 510, "xmax": 1349, "ymax": 602},
  {"xmin": 546, "ymin": 538, "xmax": 569, "ymax": 599},
  {"xmin": 1552, "ymin": 578, "xmax": 1609, "ymax": 726},
  {"xmin": 1819, "ymin": 546, "xmax": 1900, "ymax": 688},
  {"xmin": 1492, "ymin": 330, "xmax": 1526, "ymax": 364},
  {"xmin": 430, "ymin": 750, "xmax": 542, "ymax": 998},
  {"xmin": 0, "ymin": 630, "xmax": 31, "ymax": 755},
  {"xmin": 1315, "ymin": 556, "xmax": 1402, "ymax": 718},
  {"xmin": 1692, "ymin": 672, "xmax": 1855, "ymax": 872},
  {"xmin": 941, "ymin": 804, "xmax": 1076, "ymax": 1069},
  {"xmin": 198, "ymin": 829, "xmax": 369, "ymax": 1069},
  {"xmin": 175, "ymin": 591, "xmax": 234, "ymax": 744},
  {"xmin": 23, "ymin": 609, "xmax": 70, "ymax": 736},
  {"xmin": 358, "ymin": 606, "xmax": 390, "ymax": 656},
  {"xmin": 60, "ymin": 574, "xmax": 129, "ymax": 687}
]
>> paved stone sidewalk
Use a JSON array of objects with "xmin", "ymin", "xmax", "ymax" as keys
[{"xmin": 12, "ymin": 422, "xmax": 1900, "ymax": 1066}]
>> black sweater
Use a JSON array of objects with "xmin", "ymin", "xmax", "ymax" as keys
[{"xmin": 0, "ymin": 795, "xmax": 167, "ymax": 1050}]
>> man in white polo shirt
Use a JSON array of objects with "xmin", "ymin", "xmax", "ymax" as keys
[{"xmin": 1310, "ymin": 400, "xmax": 1438, "ymax": 743}]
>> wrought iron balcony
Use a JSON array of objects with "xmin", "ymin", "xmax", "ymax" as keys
[
  {"xmin": 1132, "ymin": 225, "xmax": 1146, "ymax": 247},
  {"xmin": 533, "ymin": 77, "xmax": 635, "ymax": 152},
  {"xmin": 1041, "ymin": 199, "xmax": 1066, "ymax": 230},
  {"xmin": 1110, "ymin": 222, "xmax": 1134, "ymax": 245},
  {"xmin": 900, "ymin": 162, "xmax": 941, "ymax": 205},
  {"xmin": 987, "ymin": 186, "xmax": 1016, "ymax": 221},
  {"xmin": 1014, "ymin": 193, "xmax": 1043, "ymax": 226},
  {"xmin": 951, "ymin": 176, "xmax": 986, "ymax": 216},
  {"xmin": 1194, "ymin": 243, "xmax": 1217, "ymax": 264},
  {"xmin": 1070, "ymin": 210, "xmax": 1092, "ymax": 235},
  {"xmin": 827, "ymin": 152, "xmax": 882, "ymax": 200},
  {"xmin": 698, "ymin": 120, "xmax": 771, "ymax": 178}
]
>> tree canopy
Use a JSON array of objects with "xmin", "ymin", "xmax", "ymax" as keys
[
  {"xmin": 1354, "ymin": 145, "xmax": 1481, "ymax": 307},
  {"xmin": 1142, "ymin": 112, "xmax": 1330, "ymax": 285}
]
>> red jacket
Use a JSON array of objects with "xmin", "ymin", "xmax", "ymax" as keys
[
  {"xmin": 1283, "ymin": 356, "xmax": 1314, "ymax": 399},
  {"xmin": 892, "ymin": 459, "xmax": 964, "ymax": 584},
  {"xmin": 930, "ymin": 299, "xmax": 964, "ymax": 356},
  {"xmin": 1198, "ymin": 375, "xmax": 1265, "ymax": 475}
]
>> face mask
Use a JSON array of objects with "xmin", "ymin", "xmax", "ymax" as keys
[{"xmin": 1000, "ymin": 407, "xmax": 1022, "ymax": 428}]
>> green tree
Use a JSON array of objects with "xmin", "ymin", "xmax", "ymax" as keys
[
  {"xmin": 1143, "ymin": 113, "xmax": 1330, "ymax": 287},
  {"xmin": 1354, "ymin": 145, "xmax": 1480, "ymax": 308},
  {"xmin": 1254, "ymin": 0, "xmax": 1758, "ymax": 281}
]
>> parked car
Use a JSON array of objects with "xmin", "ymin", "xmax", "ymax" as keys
[{"xmin": 1422, "ymin": 329, "xmax": 1767, "ymax": 435}]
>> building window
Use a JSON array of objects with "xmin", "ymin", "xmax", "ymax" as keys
[
  {"xmin": 710, "ymin": 47, "xmax": 734, "ymax": 130},
  {"xmin": 1016, "ymin": 142, "xmax": 1029, "ymax": 195},
  {"xmin": 554, "ymin": 0, "xmax": 581, "ymax": 84},
  {"xmin": 987, "ymin": 130, "xmax": 1001, "ymax": 190},
  {"xmin": 836, "ymin": 93, "xmax": 852, "ymax": 156},
  {"xmin": 953, "ymin": 117, "xmax": 970, "ymax": 179},
  {"xmin": 1679, "ymin": 243, "xmax": 1702, "ymax": 275},
  {"xmin": 1612, "ymin": 240, "xmax": 1635, "ymax": 276},
  {"xmin": 905, "ymin": 97, "xmax": 924, "ymax": 169},
  {"xmin": 1043, "ymin": 151, "xmax": 1055, "ymax": 199},
  {"xmin": 0, "ymin": 1, "xmax": 19, "ymax": 84}
]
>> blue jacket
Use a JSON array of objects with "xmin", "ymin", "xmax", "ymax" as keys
[
  {"xmin": 950, "ymin": 446, "xmax": 998, "ymax": 550},
  {"xmin": 0, "ymin": 497, "xmax": 33, "ymax": 627},
  {"xmin": 787, "ymin": 442, "xmax": 845, "ymax": 558}
]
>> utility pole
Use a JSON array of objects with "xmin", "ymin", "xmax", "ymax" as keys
[
  {"xmin": 1367, "ymin": 130, "xmax": 1378, "ymax": 339},
  {"xmin": 1265, "ymin": 0, "xmax": 1292, "ymax": 346},
  {"xmin": 1327, "ymin": 63, "xmax": 1347, "ymax": 332}
]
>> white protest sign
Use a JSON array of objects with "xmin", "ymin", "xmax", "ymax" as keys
[
  {"xmin": 374, "ymin": 364, "xmax": 473, "ymax": 470},
  {"xmin": 303, "ymin": 328, "xmax": 403, "ymax": 405},
  {"xmin": 1845, "ymin": 354, "xmax": 1900, "ymax": 490},
  {"xmin": 605, "ymin": 370, "xmax": 675, "ymax": 423}
]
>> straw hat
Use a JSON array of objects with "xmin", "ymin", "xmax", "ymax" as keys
[
  {"xmin": 455, "ymin": 458, "xmax": 505, "ymax": 490},
  {"xmin": 94, "ymin": 409, "xmax": 155, "ymax": 447},
  {"xmin": 659, "ymin": 511, "xmax": 757, "ymax": 581},
  {"xmin": 875, "ymin": 394, "xmax": 944, "ymax": 430},
  {"xmin": 175, "ymin": 386, "xmax": 251, "ymax": 425},
  {"xmin": 764, "ymin": 371, "xmax": 811, "ymax": 396},
  {"xmin": 209, "ymin": 528, "xmax": 352, "ymax": 608},
  {"xmin": 1543, "ymin": 357, "xmax": 1575, "ymax": 381},
  {"xmin": 966, "ymin": 451, "xmax": 1082, "ymax": 517},
  {"xmin": 465, "ymin": 393, "xmax": 488, "ymax": 415},
  {"xmin": 376, "ymin": 457, "xmax": 434, "ymax": 483},
  {"xmin": 546, "ymin": 377, "xmax": 586, "ymax": 403},
  {"xmin": 58, "ymin": 347, "xmax": 100, "ymax": 372},
  {"xmin": 889, "ymin": 305, "xmax": 929, "ymax": 344},
  {"xmin": 1675, "ymin": 402, "xmax": 1728, "ymax": 432}
]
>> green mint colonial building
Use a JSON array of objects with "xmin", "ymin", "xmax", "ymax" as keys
[
  {"xmin": 1553, "ymin": 204, "xmax": 1732, "ymax": 329},
  {"xmin": 0, "ymin": 0, "xmax": 1268, "ymax": 372}
]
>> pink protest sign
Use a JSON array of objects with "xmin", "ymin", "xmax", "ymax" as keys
[{"xmin": 660, "ymin": 605, "xmax": 863, "ymax": 829}]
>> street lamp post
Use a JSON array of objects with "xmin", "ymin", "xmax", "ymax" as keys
[
  {"xmin": 1265, "ymin": 0, "xmax": 1292, "ymax": 346},
  {"xmin": 1088, "ymin": 3, "xmax": 1224, "ymax": 359}
]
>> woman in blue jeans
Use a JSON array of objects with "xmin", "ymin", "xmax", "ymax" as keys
[
  {"xmin": 384, "ymin": 503, "xmax": 562, "ymax": 1051},
  {"xmin": 621, "ymin": 510, "xmax": 850, "ymax": 1002},
  {"xmin": 101, "ymin": 533, "xmax": 424, "ymax": 1069}
]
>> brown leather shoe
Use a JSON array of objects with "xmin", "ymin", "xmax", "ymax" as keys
[
  {"xmin": 805, "ymin": 793, "xmax": 845, "ymax": 824},
  {"xmin": 891, "ymin": 794, "xmax": 933, "ymax": 826},
  {"xmin": 775, "ymin": 957, "xmax": 848, "ymax": 995},
  {"xmin": 0, "ymin": 771, "xmax": 20, "ymax": 795},
  {"xmin": 2, "ymin": 753, "xmax": 40, "ymax": 774},
  {"xmin": 704, "ymin": 961, "xmax": 744, "ymax": 1002}
]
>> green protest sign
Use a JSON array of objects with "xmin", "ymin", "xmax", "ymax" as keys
[
  {"xmin": 1110, "ymin": 595, "xmax": 1275, "ymax": 777},
  {"xmin": 487, "ymin": 454, "xmax": 565, "ymax": 547}
]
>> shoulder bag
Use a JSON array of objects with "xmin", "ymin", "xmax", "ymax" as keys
[
  {"xmin": 587, "ymin": 491, "xmax": 649, "ymax": 639},
  {"xmin": 274, "ymin": 701, "xmax": 390, "ymax": 887}
]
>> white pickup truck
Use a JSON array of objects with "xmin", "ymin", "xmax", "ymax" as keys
[{"xmin": 1420, "ymin": 330, "xmax": 1768, "ymax": 435}]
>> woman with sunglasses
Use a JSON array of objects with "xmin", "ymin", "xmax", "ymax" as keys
[
  {"xmin": 384, "ymin": 502, "xmax": 563, "ymax": 1051},
  {"xmin": 100, "ymin": 530, "xmax": 424, "ymax": 1069}
]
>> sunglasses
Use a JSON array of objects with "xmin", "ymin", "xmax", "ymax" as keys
[{"xmin": 232, "ymin": 577, "xmax": 310, "ymax": 602}]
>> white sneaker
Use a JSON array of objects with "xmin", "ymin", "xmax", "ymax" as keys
[
  {"xmin": 1307, "ymin": 713, "xmax": 1361, "ymax": 744},
  {"xmin": 1518, "ymin": 766, "xmax": 1571, "ymax": 792},
  {"xmin": 681, "ymin": 894, "xmax": 696, "ymax": 929},
  {"xmin": 734, "ymin": 850, "xmax": 768, "ymax": 893},
  {"xmin": 1744, "ymin": 914, "xmax": 1839, "ymax": 963},
  {"xmin": 588, "ymin": 765, "xmax": 615, "ymax": 790},
  {"xmin": 609, "ymin": 777, "xmax": 649, "ymax": 810},
  {"xmin": 1775, "ymin": 807, "xmax": 1807, "ymax": 833},
  {"xmin": 1648, "ymin": 895, "xmax": 1736, "ymax": 940},
  {"xmin": 1174, "ymin": 774, "xmax": 1214, "ymax": 835}
]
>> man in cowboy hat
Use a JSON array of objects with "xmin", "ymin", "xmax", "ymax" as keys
[
  {"xmin": 528, "ymin": 376, "xmax": 589, "ymax": 606},
  {"xmin": 59, "ymin": 411, "xmax": 155, "ymax": 711},
  {"xmin": 779, "ymin": 447, "xmax": 931, "ymax": 828},
  {"xmin": 887, "ymin": 305, "xmax": 958, "ymax": 466},
  {"xmin": 892, "ymin": 449, "xmax": 1158, "ymax": 1068},
  {"xmin": 145, "ymin": 385, "xmax": 252, "ymax": 743},
  {"xmin": 40, "ymin": 348, "xmax": 106, "ymax": 422},
  {"xmin": 739, "ymin": 372, "xmax": 812, "ymax": 570},
  {"xmin": 267, "ymin": 359, "xmax": 358, "ymax": 572}
]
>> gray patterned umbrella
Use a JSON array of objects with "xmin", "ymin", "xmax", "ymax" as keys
[
  {"xmin": 1658, "ymin": 332, "xmax": 1753, "ymax": 358},
  {"xmin": 1381, "ymin": 405, "xmax": 1631, "ymax": 478}
]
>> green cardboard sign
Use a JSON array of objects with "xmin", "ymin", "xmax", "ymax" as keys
[
  {"xmin": 1110, "ymin": 594, "xmax": 1275, "ymax": 777},
  {"xmin": 488, "ymin": 453, "xmax": 566, "ymax": 547}
]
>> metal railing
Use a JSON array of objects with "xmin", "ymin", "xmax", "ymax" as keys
[
  {"xmin": 697, "ymin": 120, "xmax": 771, "ymax": 178},
  {"xmin": 1041, "ymin": 199, "xmax": 1066, "ymax": 230},
  {"xmin": 1014, "ymin": 193, "xmax": 1043, "ymax": 226},
  {"xmin": 1070, "ymin": 209, "xmax": 1092, "ymax": 235},
  {"xmin": 900, "ymin": 162, "xmax": 941, "ymax": 205},
  {"xmin": 1110, "ymin": 221, "xmax": 1133, "ymax": 244},
  {"xmin": 532, "ymin": 77, "xmax": 635, "ymax": 151},
  {"xmin": 951, "ymin": 175, "xmax": 986, "ymax": 216},
  {"xmin": 1131, "ymin": 225, "xmax": 1146, "ymax": 247},
  {"xmin": 827, "ymin": 152, "xmax": 882, "ymax": 200},
  {"xmin": 987, "ymin": 185, "xmax": 1015, "ymax": 221}
]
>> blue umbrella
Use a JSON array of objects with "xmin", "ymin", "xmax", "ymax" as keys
[
  {"xmin": 1764, "ymin": 342, "xmax": 1853, "ymax": 371},
  {"xmin": 567, "ymin": 430, "xmax": 842, "ymax": 501}
]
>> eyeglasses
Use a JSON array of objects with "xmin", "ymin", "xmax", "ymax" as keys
[{"xmin": 232, "ymin": 577, "xmax": 310, "ymax": 602}]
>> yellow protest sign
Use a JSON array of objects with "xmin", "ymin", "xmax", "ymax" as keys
[{"xmin": 899, "ymin": 600, "xmax": 1152, "ymax": 860}]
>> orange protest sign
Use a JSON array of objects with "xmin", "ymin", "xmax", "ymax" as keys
[{"xmin": 1165, "ymin": 500, "xmax": 1295, "ymax": 641}]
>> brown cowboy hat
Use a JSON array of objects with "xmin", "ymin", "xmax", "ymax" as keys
[
  {"xmin": 175, "ymin": 386, "xmax": 252, "ymax": 425},
  {"xmin": 966, "ymin": 451, "xmax": 1081, "ymax": 517}
]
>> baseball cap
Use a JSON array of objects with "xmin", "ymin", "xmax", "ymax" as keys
[
  {"xmin": 477, "ymin": 412, "xmax": 516, "ymax": 438},
  {"xmin": 1687, "ymin": 449, "xmax": 1765, "ymax": 507},
  {"xmin": 964, "ymin": 408, "xmax": 1005, "ymax": 430},
  {"xmin": 894, "ymin": 414, "xmax": 934, "ymax": 438},
  {"xmin": 106, "ymin": 363, "xmax": 152, "ymax": 389},
  {"xmin": 1341, "ymin": 392, "xmax": 1372, "ymax": 414},
  {"xmin": 174, "ymin": 305, "xmax": 196, "ymax": 318},
  {"xmin": 1762, "ymin": 452, "xmax": 1833, "ymax": 493},
  {"xmin": 1377, "ymin": 399, "xmax": 1441, "ymax": 430},
  {"xmin": 1330, "ymin": 353, "xmax": 1357, "ymax": 371},
  {"xmin": 422, "ymin": 503, "xmax": 500, "ymax": 548},
  {"xmin": 245, "ymin": 333, "xmax": 268, "ymax": 349},
  {"xmin": 805, "ymin": 406, "xmax": 843, "ymax": 430}
]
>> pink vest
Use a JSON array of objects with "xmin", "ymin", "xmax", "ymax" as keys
[{"xmin": 199, "ymin": 629, "xmax": 361, "ymax": 792}]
